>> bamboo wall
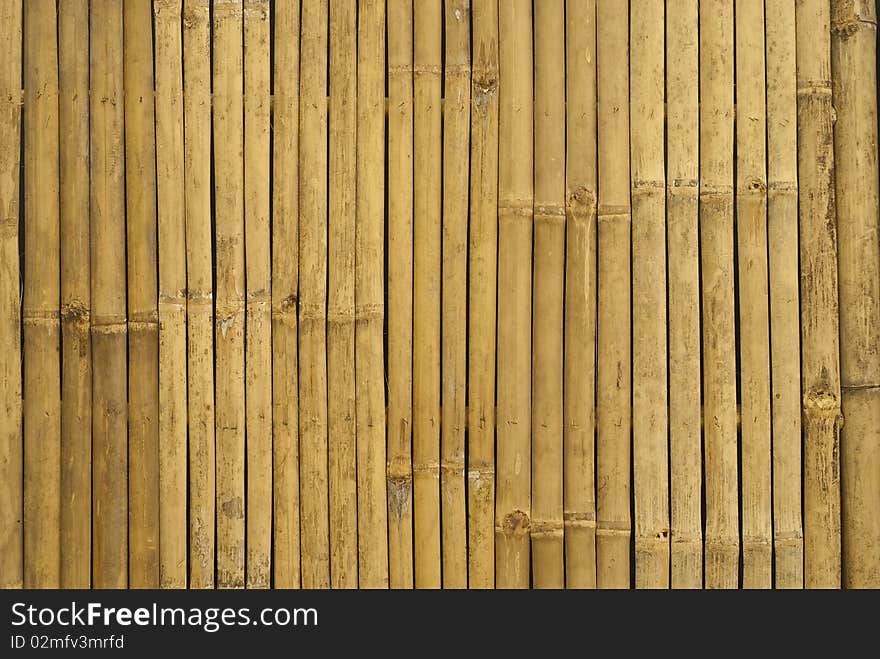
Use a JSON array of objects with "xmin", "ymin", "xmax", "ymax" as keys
[{"xmin": 0, "ymin": 0, "xmax": 878, "ymax": 590}]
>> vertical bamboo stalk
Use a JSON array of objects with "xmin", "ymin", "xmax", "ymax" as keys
[
  {"xmin": 596, "ymin": 0, "xmax": 631, "ymax": 589},
  {"xmin": 244, "ymin": 0, "xmax": 272, "ymax": 590},
  {"xmin": 796, "ymin": 0, "xmax": 843, "ymax": 589},
  {"xmin": 496, "ymin": 0, "xmax": 533, "ymax": 589},
  {"xmin": 386, "ymin": 0, "xmax": 415, "ymax": 590},
  {"xmin": 59, "ymin": 0, "xmax": 91, "ymax": 589},
  {"xmin": 441, "ymin": 0, "xmax": 470, "ymax": 590},
  {"xmin": 666, "ymin": 0, "xmax": 703, "ymax": 590},
  {"xmin": 214, "ymin": 0, "xmax": 246, "ymax": 589},
  {"xmin": 91, "ymin": 0, "xmax": 128, "ymax": 589},
  {"xmin": 532, "ymin": 0, "xmax": 565, "ymax": 589},
  {"xmin": 356, "ymin": 0, "xmax": 389, "ymax": 589},
  {"xmin": 124, "ymin": 0, "xmax": 160, "ymax": 590},
  {"xmin": 700, "ymin": 0, "xmax": 739, "ymax": 589},
  {"xmin": 413, "ymin": 0, "xmax": 443, "ymax": 589},
  {"xmin": 766, "ymin": 0, "xmax": 804, "ymax": 590},
  {"xmin": 564, "ymin": 0, "xmax": 598, "ymax": 590},
  {"xmin": 832, "ymin": 0, "xmax": 880, "ymax": 590},
  {"xmin": 183, "ymin": 0, "xmax": 216, "ymax": 589},
  {"xmin": 328, "ymin": 0, "xmax": 358, "ymax": 589},
  {"xmin": 271, "ymin": 0, "xmax": 301, "ymax": 589},
  {"xmin": 299, "ymin": 0, "xmax": 330, "ymax": 589},
  {"xmin": 631, "ymin": 0, "xmax": 669, "ymax": 589},
  {"xmin": 735, "ymin": 0, "xmax": 773, "ymax": 589},
  {"xmin": 467, "ymin": 0, "xmax": 499, "ymax": 590},
  {"xmin": 0, "ymin": 0, "xmax": 22, "ymax": 590}
]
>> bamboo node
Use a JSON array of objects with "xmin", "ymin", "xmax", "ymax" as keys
[
  {"xmin": 355, "ymin": 303, "xmax": 384, "ymax": 322},
  {"xmin": 498, "ymin": 510, "xmax": 530, "ymax": 536},
  {"xmin": 60, "ymin": 302, "xmax": 90, "ymax": 324},
  {"xmin": 530, "ymin": 520, "xmax": 564, "ymax": 539}
]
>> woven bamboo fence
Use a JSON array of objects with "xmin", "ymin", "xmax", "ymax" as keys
[{"xmin": 0, "ymin": 0, "xmax": 878, "ymax": 590}]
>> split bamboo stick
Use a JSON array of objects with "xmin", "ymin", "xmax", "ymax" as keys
[
  {"xmin": 59, "ymin": 0, "xmax": 91, "ymax": 589},
  {"xmin": 700, "ymin": 0, "xmax": 739, "ymax": 589},
  {"xmin": 271, "ymin": 0, "xmax": 301, "ymax": 590},
  {"xmin": 831, "ymin": 0, "xmax": 880, "ymax": 589},
  {"xmin": 214, "ymin": 0, "xmax": 246, "ymax": 589},
  {"xmin": 0, "ymin": 0, "xmax": 22, "ymax": 591},
  {"xmin": 91, "ymin": 0, "xmax": 128, "ymax": 589},
  {"xmin": 299, "ymin": 0, "xmax": 330, "ymax": 589},
  {"xmin": 496, "ymin": 0, "xmax": 533, "ymax": 589},
  {"xmin": 736, "ymin": 0, "xmax": 773, "ymax": 589},
  {"xmin": 532, "ymin": 0, "xmax": 565, "ymax": 589},
  {"xmin": 631, "ymin": 0, "xmax": 669, "ymax": 589},
  {"xmin": 244, "ymin": 0, "xmax": 272, "ymax": 590},
  {"xmin": 356, "ymin": 0, "xmax": 389, "ymax": 589},
  {"xmin": 564, "ymin": 0, "xmax": 598, "ymax": 590},
  {"xmin": 328, "ymin": 0, "xmax": 358, "ymax": 589},
  {"xmin": 124, "ymin": 0, "xmax": 160, "ymax": 590},
  {"xmin": 183, "ymin": 0, "xmax": 216, "ymax": 589},
  {"xmin": 796, "ymin": 0, "xmax": 843, "ymax": 589},
  {"xmin": 386, "ymin": 0, "xmax": 415, "ymax": 590},
  {"xmin": 413, "ymin": 0, "xmax": 443, "ymax": 589},
  {"xmin": 441, "ymin": 0, "xmax": 471, "ymax": 590},
  {"xmin": 765, "ymin": 0, "xmax": 804, "ymax": 590},
  {"xmin": 666, "ymin": 0, "xmax": 703, "ymax": 589},
  {"xmin": 596, "ymin": 0, "xmax": 631, "ymax": 589},
  {"xmin": 467, "ymin": 0, "xmax": 499, "ymax": 590}
]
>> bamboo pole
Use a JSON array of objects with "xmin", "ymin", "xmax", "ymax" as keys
[
  {"xmin": 596, "ymin": 0, "xmax": 631, "ymax": 589},
  {"xmin": 532, "ymin": 0, "xmax": 565, "ymax": 589},
  {"xmin": 183, "ymin": 0, "xmax": 216, "ymax": 589},
  {"xmin": 631, "ymin": 0, "xmax": 669, "ymax": 589},
  {"xmin": 765, "ymin": 0, "xmax": 804, "ymax": 590},
  {"xmin": 59, "ymin": 0, "xmax": 91, "ymax": 589},
  {"xmin": 831, "ymin": 0, "xmax": 880, "ymax": 589},
  {"xmin": 214, "ymin": 0, "xmax": 246, "ymax": 589},
  {"xmin": 666, "ymin": 0, "xmax": 703, "ymax": 589},
  {"xmin": 467, "ymin": 0, "xmax": 499, "ymax": 590},
  {"xmin": 356, "ymin": 0, "xmax": 389, "ymax": 589},
  {"xmin": 796, "ymin": 0, "xmax": 843, "ymax": 589},
  {"xmin": 271, "ymin": 0, "xmax": 301, "ymax": 590},
  {"xmin": 413, "ymin": 0, "xmax": 443, "ymax": 589},
  {"xmin": 91, "ymin": 0, "xmax": 128, "ymax": 589},
  {"xmin": 441, "ymin": 0, "xmax": 470, "ymax": 590},
  {"xmin": 496, "ymin": 0, "xmax": 532, "ymax": 589},
  {"xmin": 386, "ymin": 0, "xmax": 415, "ymax": 590},
  {"xmin": 563, "ymin": 0, "xmax": 597, "ymax": 590},
  {"xmin": 124, "ymin": 0, "xmax": 160, "ymax": 590},
  {"xmin": 328, "ymin": 0, "xmax": 358, "ymax": 589},
  {"xmin": 0, "ymin": 0, "xmax": 22, "ymax": 591},
  {"xmin": 244, "ymin": 0, "xmax": 272, "ymax": 590},
  {"xmin": 299, "ymin": 0, "xmax": 330, "ymax": 589},
  {"xmin": 700, "ymin": 0, "xmax": 739, "ymax": 589},
  {"xmin": 735, "ymin": 0, "xmax": 772, "ymax": 589}
]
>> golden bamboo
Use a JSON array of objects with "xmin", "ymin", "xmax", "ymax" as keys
[
  {"xmin": 532, "ymin": 0, "xmax": 565, "ymax": 589},
  {"xmin": 386, "ymin": 0, "xmax": 415, "ymax": 590},
  {"xmin": 91, "ymin": 0, "xmax": 128, "ymax": 589},
  {"xmin": 59, "ymin": 0, "xmax": 91, "ymax": 589},
  {"xmin": 0, "ymin": 0, "xmax": 22, "ymax": 590},
  {"xmin": 271, "ymin": 0, "xmax": 301, "ymax": 589},
  {"xmin": 183, "ymin": 0, "xmax": 216, "ymax": 589},
  {"xmin": 496, "ymin": 0, "xmax": 532, "ymax": 589},
  {"xmin": 631, "ymin": 0, "xmax": 669, "ymax": 589},
  {"xmin": 328, "ymin": 0, "xmax": 358, "ymax": 588},
  {"xmin": 831, "ymin": 0, "xmax": 880, "ymax": 589},
  {"xmin": 700, "ymin": 0, "xmax": 739, "ymax": 589},
  {"xmin": 467, "ymin": 0, "xmax": 499, "ymax": 590},
  {"xmin": 214, "ymin": 0, "xmax": 246, "ymax": 589},
  {"xmin": 356, "ymin": 0, "xmax": 389, "ymax": 589},
  {"xmin": 796, "ymin": 0, "xmax": 843, "ymax": 589},
  {"xmin": 564, "ymin": 0, "xmax": 597, "ymax": 590},
  {"xmin": 596, "ymin": 0, "xmax": 631, "ymax": 589},
  {"xmin": 441, "ymin": 0, "xmax": 470, "ymax": 590}
]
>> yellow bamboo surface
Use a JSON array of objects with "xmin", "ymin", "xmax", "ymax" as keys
[{"xmin": 1, "ymin": 0, "xmax": 877, "ymax": 590}]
